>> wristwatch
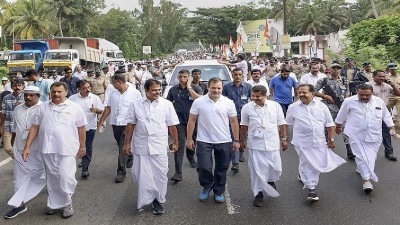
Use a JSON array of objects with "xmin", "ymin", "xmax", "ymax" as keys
[
  {"xmin": 329, "ymin": 138, "xmax": 335, "ymax": 142},
  {"xmin": 281, "ymin": 138, "xmax": 287, "ymax": 141}
]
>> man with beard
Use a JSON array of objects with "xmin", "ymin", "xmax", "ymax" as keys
[
  {"xmin": 269, "ymin": 66, "xmax": 298, "ymax": 116},
  {"xmin": 22, "ymin": 82, "xmax": 87, "ymax": 218},
  {"xmin": 5, "ymin": 86, "xmax": 44, "ymax": 219},
  {"xmin": 246, "ymin": 69, "xmax": 270, "ymax": 98},
  {"xmin": 300, "ymin": 63, "xmax": 326, "ymax": 87},
  {"xmin": 340, "ymin": 58, "xmax": 360, "ymax": 83},
  {"xmin": 336, "ymin": 83, "xmax": 397, "ymax": 192},
  {"xmin": 98, "ymin": 74, "xmax": 141, "ymax": 182},
  {"xmin": 240, "ymin": 85, "xmax": 287, "ymax": 207},
  {"xmin": 123, "ymin": 79, "xmax": 179, "ymax": 215},
  {"xmin": 0, "ymin": 79, "xmax": 25, "ymax": 159},
  {"xmin": 187, "ymin": 77, "xmax": 240, "ymax": 204},
  {"xmin": 286, "ymin": 84, "xmax": 346, "ymax": 202},
  {"xmin": 69, "ymin": 80, "xmax": 104, "ymax": 178},
  {"xmin": 314, "ymin": 63, "xmax": 355, "ymax": 159}
]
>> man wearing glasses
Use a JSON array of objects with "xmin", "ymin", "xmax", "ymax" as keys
[{"xmin": 60, "ymin": 67, "xmax": 80, "ymax": 98}]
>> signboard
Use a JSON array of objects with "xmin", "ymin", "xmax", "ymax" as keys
[
  {"xmin": 240, "ymin": 19, "xmax": 284, "ymax": 53},
  {"xmin": 280, "ymin": 34, "xmax": 291, "ymax": 50},
  {"xmin": 142, "ymin": 46, "xmax": 151, "ymax": 54}
]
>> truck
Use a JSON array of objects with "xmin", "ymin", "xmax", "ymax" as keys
[
  {"xmin": 7, "ymin": 39, "xmax": 58, "ymax": 75},
  {"xmin": 98, "ymin": 38, "xmax": 125, "ymax": 67},
  {"xmin": 43, "ymin": 37, "xmax": 102, "ymax": 74}
]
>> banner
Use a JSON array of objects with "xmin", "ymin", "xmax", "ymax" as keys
[{"xmin": 239, "ymin": 19, "xmax": 284, "ymax": 53}]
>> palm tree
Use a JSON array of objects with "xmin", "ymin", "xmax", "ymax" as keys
[
  {"xmin": 293, "ymin": 5, "xmax": 332, "ymax": 35},
  {"xmin": 45, "ymin": 0, "xmax": 76, "ymax": 37},
  {"xmin": 3, "ymin": 0, "xmax": 52, "ymax": 39}
]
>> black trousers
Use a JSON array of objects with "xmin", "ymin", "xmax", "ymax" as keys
[
  {"xmin": 112, "ymin": 125, "xmax": 133, "ymax": 176},
  {"xmin": 174, "ymin": 124, "xmax": 196, "ymax": 174}
]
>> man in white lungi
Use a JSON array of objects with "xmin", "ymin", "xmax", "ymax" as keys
[
  {"xmin": 286, "ymin": 84, "xmax": 346, "ymax": 202},
  {"xmin": 123, "ymin": 78, "xmax": 179, "ymax": 215},
  {"xmin": 5, "ymin": 86, "xmax": 44, "ymax": 219},
  {"xmin": 240, "ymin": 85, "xmax": 288, "ymax": 207},
  {"xmin": 22, "ymin": 82, "xmax": 87, "ymax": 219},
  {"xmin": 335, "ymin": 83, "xmax": 397, "ymax": 192}
]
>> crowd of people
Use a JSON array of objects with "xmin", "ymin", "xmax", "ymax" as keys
[{"xmin": 1, "ymin": 53, "xmax": 399, "ymax": 220}]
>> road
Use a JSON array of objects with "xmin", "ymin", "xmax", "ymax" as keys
[{"xmin": 1, "ymin": 126, "xmax": 400, "ymax": 225}]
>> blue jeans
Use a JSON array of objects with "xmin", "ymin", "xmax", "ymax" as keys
[
  {"xmin": 82, "ymin": 129, "xmax": 96, "ymax": 172},
  {"xmin": 382, "ymin": 121, "xmax": 393, "ymax": 155},
  {"xmin": 278, "ymin": 103, "xmax": 291, "ymax": 117},
  {"xmin": 196, "ymin": 141, "xmax": 232, "ymax": 195}
]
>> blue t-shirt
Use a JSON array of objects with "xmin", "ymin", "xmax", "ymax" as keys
[{"xmin": 270, "ymin": 76, "xmax": 297, "ymax": 104}]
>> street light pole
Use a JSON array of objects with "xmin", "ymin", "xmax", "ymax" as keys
[{"xmin": 283, "ymin": 0, "xmax": 288, "ymax": 57}]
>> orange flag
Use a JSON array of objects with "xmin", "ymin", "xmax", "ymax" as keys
[{"xmin": 264, "ymin": 19, "xmax": 270, "ymax": 38}]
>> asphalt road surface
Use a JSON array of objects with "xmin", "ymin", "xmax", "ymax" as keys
[{"xmin": 1, "ymin": 126, "xmax": 400, "ymax": 225}]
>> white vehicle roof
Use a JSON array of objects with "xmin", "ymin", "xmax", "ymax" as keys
[
  {"xmin": 177, "ymin": 59, "xmax": 222, "ymax": 66},
  {"xmin": 98, "ymin": 38, "xmax": 120, "ymax": 51}
]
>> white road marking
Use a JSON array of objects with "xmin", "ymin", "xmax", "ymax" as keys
[
  {"xmin": 0, "ymin": 157, "xmax": 12, "ymax": 167},
  {"xmin": 225, "ymin": 183, "xmax": 239, "ymax": 214}
]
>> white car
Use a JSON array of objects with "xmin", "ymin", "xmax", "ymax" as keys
[{"xmin": 163, "ymin": 60, "xmax": 232, "ymax": 98}]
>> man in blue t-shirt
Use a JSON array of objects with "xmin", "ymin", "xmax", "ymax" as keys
[{"xmin": 269, "ymin": 66, "xmax": 298, "ymax": 116}]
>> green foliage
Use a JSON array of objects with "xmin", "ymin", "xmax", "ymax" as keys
[
  {"xmin": 0, "ymin": 66, "xmax": 9, "ymax": 78},
  {"xmin": 346, "ymin": 16, "xmax": 400, "ymax": 62},
  {"xmin": 344, "ymin": 44, "xmax": 392, "ymax": 69}
]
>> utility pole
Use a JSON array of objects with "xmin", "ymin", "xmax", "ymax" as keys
[{"xmin": 283, "ymin": 0, "xmax": 288, "ymax": 57}]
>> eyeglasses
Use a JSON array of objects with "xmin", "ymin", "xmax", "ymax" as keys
[{"xmin": 65, "ymin": 71, "xmax": 72, "ymax": 74}]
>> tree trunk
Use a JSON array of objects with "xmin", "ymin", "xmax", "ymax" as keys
[
  {"xmin": 370, "ymin": 0, "xmax": 379, "ymax": 18},
  {"xmin": 58, "ymin": 16, "xmax": 64, "ymax": 37}
]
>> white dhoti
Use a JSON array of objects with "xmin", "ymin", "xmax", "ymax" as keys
[
  {"xmin": 8, "ymin": 148, "xmax": 46, "ymax": 208},
  {"xmin": 248, "ymin": 149, "xmax": 281, "ymax": 197},
  {"xmin": 43, "ymin": 154, "xmax": 77, "ymax": 209},
  {"xmin": 132, "ymin": 153, "xmax": 168, "ymax": 209},
  {"xmin": 349, "ymin": 139, "xmax": 381, "ymax": 182},
  {"xmin": 294, "ymin": 144, "xmax": 346, "ymax": 189}
]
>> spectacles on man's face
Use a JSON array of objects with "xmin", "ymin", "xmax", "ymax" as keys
[{"xmin": 65, "ymin": 71, "xmax": 72, "ymax": 74}]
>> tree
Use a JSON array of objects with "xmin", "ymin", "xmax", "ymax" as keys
[{"xmin": 2, "ymin": 0, "xmax": 53, "ymax": 39}]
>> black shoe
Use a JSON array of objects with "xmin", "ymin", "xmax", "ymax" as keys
[
  {"xmin": 231, "ymin": 163, "xmax": 239, "ymax": 173},
  {"xmin": 239, "ymin": 155, "xmax": 246, "ymax": 162},
  {"xmin": 78, "ymin": 162, "xmax": 82, "ymax": 168},
  {"xmin": 126, "ymin": 164, "xmax": 133, "ymax": 169},
  {"xmin": 115, "ymin": 174, "xmax": 126, "ymax": 183},
  {"xmin": 267, "ymin": 182, "xmax": 276, "ymax": 190},
  {"xmin": 385, "ymin": 154, "xmax": 397, "ymax": 161},
  {"xmin": 5, "ymin": 205, "xmax": 27, "ymax": 219},
  {"xmin": 253, "ymin": 192, "xmax": 264, "ymax": 207},
  {"xmin": 170, "ymin": 173, "xmax": 182, "ymax": 182},
  {"xmin": 347, "ymin": 154, "xmax": 356, "ymax": 160},
  {"xmin": 152, "ymin": 199, "xmax": 165, "ymax": 215},
  {"xmin": 306, "ymin": 189, "xmax": 319, "ymax": 202},
  {"xmin": 189, "ymin": 158, "xmax": 198, "ymax": 168},
  {"xmin": 81, "ymin": 171, "xmax": 90, "ymax": 179}
]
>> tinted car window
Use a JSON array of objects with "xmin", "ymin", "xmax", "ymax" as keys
[{"xmin": 170, "ymin": 65, "xmax": 230, "ymax": 86}]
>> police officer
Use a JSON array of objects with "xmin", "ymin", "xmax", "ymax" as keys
[{"xmin": 89, "ymin": 69, "xmax": 109, "ymax": 103}]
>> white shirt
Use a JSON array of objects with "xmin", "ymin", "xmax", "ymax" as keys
[
  {"xmin": 241, "ymin": 101, "xmax": 286, "ymax": 151},
  {"xmin": 104, "ymin": 82, "xmax": 135, "ymax": 107},
  {"xmin": 5, "ymin": 83, "xmax": 12, "ymax": 92},
  {"xmin": 246, "ymin": 79, "xmax": 270, "ymax": 96},
  {"xmin": 300, "ymin": 72, "xmax": 326, "ymax": 86},
  {"xmin": 126, "ymin": 97, "xmax": 179, "ymax": 155},
  {"xmin": 106, "ymin": 85, "xmax": 141, "ymax": 126},
  {"xmin": 286, "ymin": 99, "xmax": 335, "ymax": 147},
  {"xmin": 32, "ymin": 99, "xmax": 87, "ymax": 156},
  {"xmin": 190, "ymin": 94, "xmax": 237, "ymax": 143},
  {"xmin": 12, "ymin": 101, "xmax": 42, "ymax": 150},
  {"xmin": 74, "ymin": 71, "xmax": 87, "ymax": 80},
  {"xmin": 335, "ymin": 95, "xmax": 394, "ymax": 142},
  {"xmin": 69, "ymin": 93, "xmax": 104, "ymax": 130}
]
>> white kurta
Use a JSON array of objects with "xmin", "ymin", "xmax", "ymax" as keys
[
  {"xmin": 286, "ymin": 100, "xmax": 346, "ymax": 189},
  {"xmin": 241, "ymin": 101, "xmax": 286, "ymax": 197},
  {"xmin": 126, "ymin": 97, "xmax": 179, "ymax": 209},
  {"xmin": 31, "ymin": 100, "xmax": 87, "ymax": 209},
  {"xmin": 8, "ymin": 102, "xmax": 45, "ymax": 208},
  {"xmin": 336, "ymin": 95, "xmax": 394, "ymax": 182}
]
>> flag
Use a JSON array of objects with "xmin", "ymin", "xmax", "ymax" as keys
[
  {"xmin": 198, "ymin": 39, "xmax": 204, "ymax": 49},
  {"xmin": 229, "ymin": 35, "xmax": 234, "ymax": 49},
  {"xmin": 236, "ymin": 21, "xmax": 248, "ymax": 43},
  {"xmin": 263, "ymin": 19, "xmax": 270, "ymax": 38}
]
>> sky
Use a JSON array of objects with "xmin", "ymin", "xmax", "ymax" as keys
[{"xmin": 105, "ymin": 0, "xmax": 357, "ymax": 11}]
